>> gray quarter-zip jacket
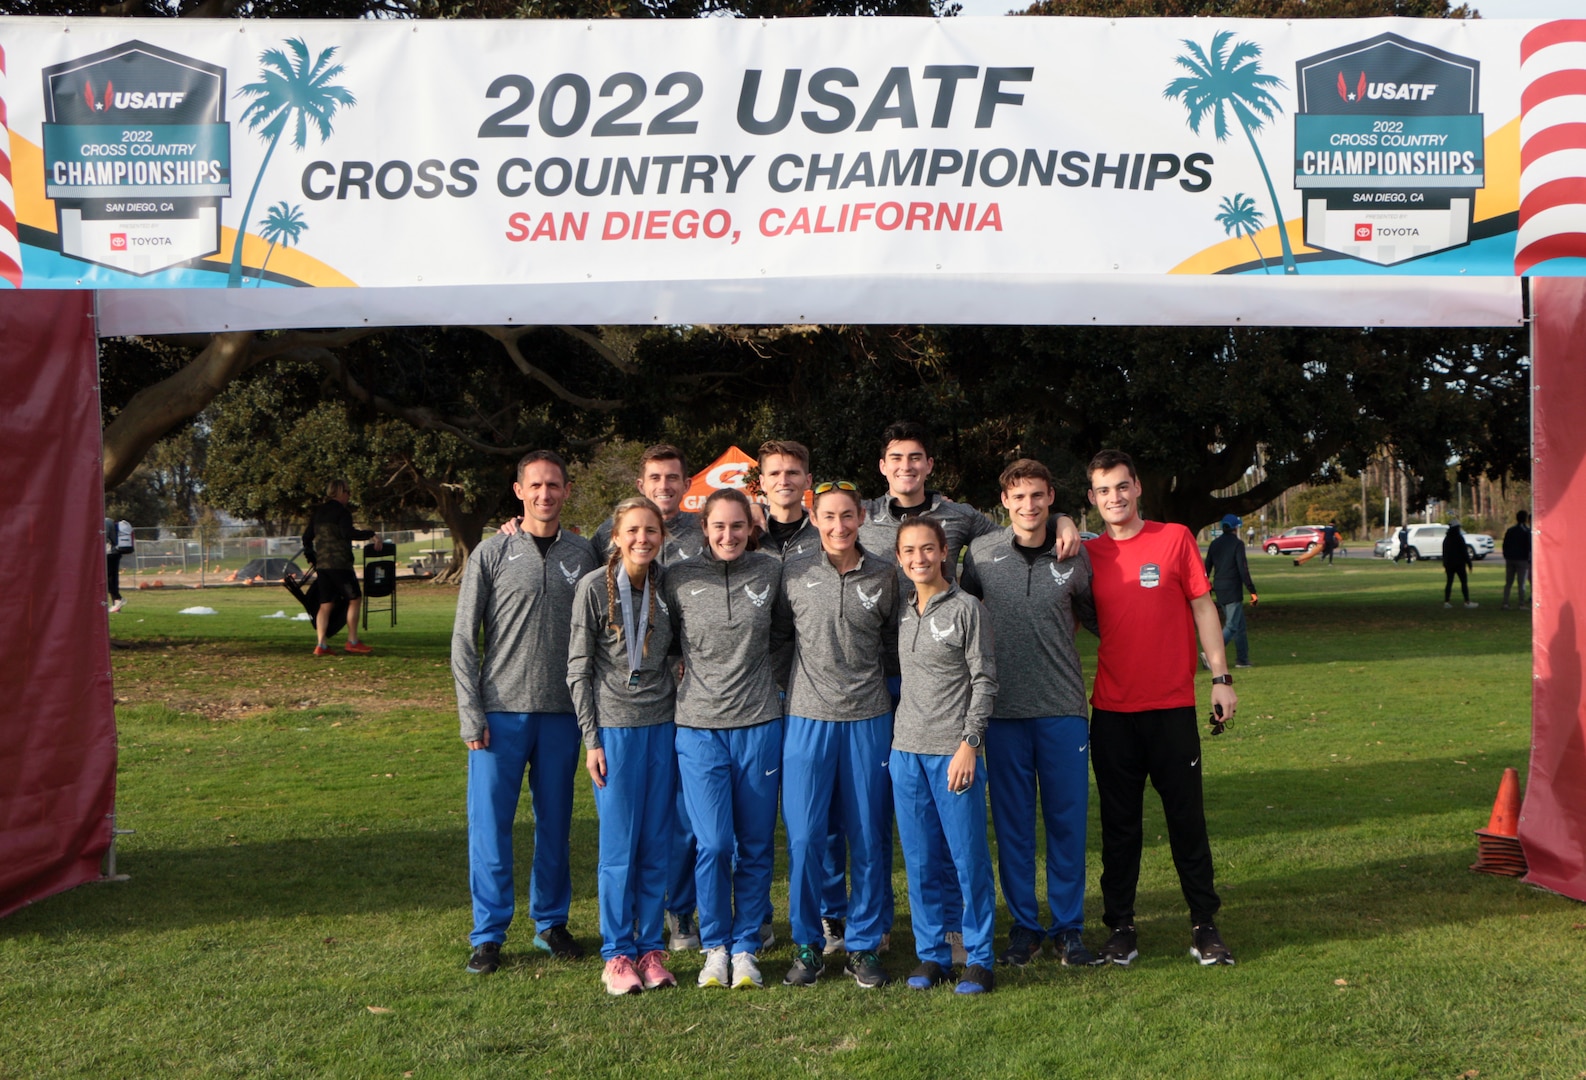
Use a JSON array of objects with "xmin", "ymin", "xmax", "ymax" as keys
[
  {"xmin": 857, "ymin": 491, "xmax": 998, "ymax": 584},
  {"xmin": 593, "ymin": 510, "xmax": 705, "ymax": 566},
  {"xmin": 567, "ymin": 565, "xmax": 678, "ymax": 749},
  {"xmin": 663, "ymin": 549, "xmax": 789, "ymax": 729},
  {"xmin": 960, "ymin": 528, "xmax": 1091, "ymax": 720},
  {"xmin": 777, "ymin": 546, "xmax": 898, "ymax": 722},
  {"xmin": 763, "ymin": 512, "xmax": 821, "ymax": 562},
  {"xmin": 893, "ymin": 583, "xmax": 998, "ymax": 756},
  {"xmin": 452, "ymin": 529, "xmax": 599, "ymax": 742}
]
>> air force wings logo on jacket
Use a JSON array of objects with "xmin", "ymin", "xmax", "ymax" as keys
[
  {"xmin": 928, "ymin": 616, "xmax": 957, "ymax": 645},
  {"xmin": 856, "ymin": 583, "xmax": 883, "ymax": 611},
  {"xmin": 744, "ymin": 583, "xmax": 771, "ymax": 608},
  {"xmin": 560, "ymin": 560, "xmax": 583, "ymax": 586},
  {"xmin": 1050, "ymin": 562, "xmax": 1075, "ymax": 586}
]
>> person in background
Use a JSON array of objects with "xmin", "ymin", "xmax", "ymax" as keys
[
  {"xmin": 1442, "ymin": 521, "xmax": 1477, "ymax": 609},
  {"xmin": 453, "ymin": 451, "xmax": 598, "ymax": 975},
  {"xmin": 303, "ymin": 478, "xmax": 379, "ymax": 656},
  {"xmin": 1321, "ymin": 521, "xmax": 1339, "ymax": 565},
  {"xmin": 106, "ymin": 516, "xmax": 132, "ymax": 614},
  {"xmin": 1502, "ymin": 510, "xmax": 1531, "ymax": 611},
  {"xmin": 1395, "ymin": 523, "xmax": 1411, "ymax": 564},
  {"xmin": 568, "ymin": 496, "xmax": 679, "ymax": 996},
  {"xmin": 1203, "ymin": 514, "xmax": 1259, "ymax": 670}
]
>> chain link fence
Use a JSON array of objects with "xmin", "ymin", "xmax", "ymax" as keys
[{"xmin": 116, "ymin": 524, "xmax": 454, "ymax": 588}]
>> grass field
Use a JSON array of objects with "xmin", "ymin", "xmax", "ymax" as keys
[{"xmin": 2, "ymin": 557, "xmax": 1579, "ymax": 1079}]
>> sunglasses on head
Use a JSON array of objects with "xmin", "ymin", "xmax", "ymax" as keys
[{"xmin": 813, "ymin": 481, "xmax": 859, "ymax": 495}]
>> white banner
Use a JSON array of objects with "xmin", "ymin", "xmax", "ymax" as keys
[{"xmin": 0, "ymin": 16, "xmax": 1578, "ymax": 326}]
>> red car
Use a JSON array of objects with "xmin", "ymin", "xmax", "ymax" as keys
[{"xmin": 1262, "ymin": 526, "xmax": 1325, "ymax": 555}]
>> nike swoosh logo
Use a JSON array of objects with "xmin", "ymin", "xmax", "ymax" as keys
[
  {"xmin": 993, "ymin": 553, "xmax": 1012, "ymax": 563},
  {"xmin": 507, "ymin": 553, "xmax": 525, "ymax": 561},
  {"xmin": 1190, "ymin": 757, "xmax": 1199, "ymax": 767},
  {"xmin": 805, "ymin": 581, "xmax": 822, "ymax": 588},
  {"xmin": 690, "ymin": 587, "xmax": 708, "ymax": 595},
  {"xmin": 764, "ymin": 768, "xmax": 778, "ymax": 776},
  {"xmin": 1078, "ymin": 742, "xmax": 1089, "ymax": 752}
]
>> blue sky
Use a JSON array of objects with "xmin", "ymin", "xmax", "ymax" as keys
[{"xmin": 951, "ymin": 0, "xmax": 1582, "ymax": 19}]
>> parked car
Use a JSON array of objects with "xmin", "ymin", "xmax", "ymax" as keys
[
  {"xmin": 1388, "ymin": 523, "xmax": 1494, "ymax": 561},
  {"xmin": 1262, "ymin": 526, "xmax": 1325, "ymax": 555},
  {"xmin": 1373, "ymin": 537, "xmax": 1393, "ymax": 558}
]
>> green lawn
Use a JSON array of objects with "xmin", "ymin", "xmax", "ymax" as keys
[{"xmin": 3, "ymin": 558, "xmax": 1578, "ymax": 1079}]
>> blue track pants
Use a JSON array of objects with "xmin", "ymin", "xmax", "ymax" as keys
[
  {"xmin": 891, "ymin": 748, "xmax": 996, "ymax": 969},
  {"xmin": 676, "ymin": 720, "xmax": 783, "ymax": 955},
  {"xmin": 986, "ymin": 715, "xmax": 1090, "ymax": 938},
  {"xmin": 467, "ymin": 711, "xmax": 580, "ymax": 947},
  {"xmin": 666, "ymin": 768, "xmax": 697, "ymax": 919},
  {"xmin": 783, "ymin": 713, "xmax": 893, "ymax": 952},
  {"xmin": 591, "ymin": 723, "xmax": 676, "ymax": 961}
]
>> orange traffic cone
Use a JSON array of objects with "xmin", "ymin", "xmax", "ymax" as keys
[{"xmin": 1471, "ymin": 767, "xmax": 1527, "ymax": 877}]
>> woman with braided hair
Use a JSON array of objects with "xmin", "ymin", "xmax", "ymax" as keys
[{"xmin": 568, "ymin": 496, "xmax": 678, "ymax": 996}]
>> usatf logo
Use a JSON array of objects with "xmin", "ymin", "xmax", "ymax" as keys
[
  {"xmin": 1354, "ymin": 223, "xmax": 1373, "ymax": 241},
  {"xmin": 109, "ymin": 232, "xmax": 127, "ymax": 250},
  {"xmin": 1337, "ymin": 73, "xmax": 1440, "ymax": 104},
  {"xmin": 1139, "ymin": 564, "xmax": 1161, "ymax": 589}
]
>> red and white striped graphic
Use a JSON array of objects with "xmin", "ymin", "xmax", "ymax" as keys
[
  {"xmin": 1517, "ymin": 21, "xmax": 1586, "ymax": 274},
  {"xmin": 0, "ymin": 44, "xmax": 24, "ymax": 287}
]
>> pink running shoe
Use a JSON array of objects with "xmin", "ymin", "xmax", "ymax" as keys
[
  {"xmin": 602, "ymin": 955, "xmax": 643, "ymax": 996},
  {"xmin": 637, "ymin": 950, "xmax": 677, "ymax": 990}
]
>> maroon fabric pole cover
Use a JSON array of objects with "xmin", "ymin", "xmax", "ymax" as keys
[
  {"xmin": 0, "ymin": 289, "xmax": 117, "ymax": 918},
  {"xmin": 1524, "ymin": 277, "xmax": 1586, "ymax": 902}
]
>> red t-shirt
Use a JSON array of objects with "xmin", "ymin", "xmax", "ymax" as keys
[{"xmin": 1085, "ymin": 520, "xmax": 1210, "ymax": 712}]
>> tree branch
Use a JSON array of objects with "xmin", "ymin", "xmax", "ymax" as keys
[
  {"xmin": 556, "ymin": 325, "xmax": 638, "ymax": 375},
  {"xmin": 475, "ymin": 326, "xmax": 624, "ymax": 411}
]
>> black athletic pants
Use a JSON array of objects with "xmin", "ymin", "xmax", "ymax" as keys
[
  {"xmin": 107, "ymin": 552, "xmax": 122, "ymax": 602},
  {"xmin": 1090, "ymin": 705, "xmax": 1221, "ymax": 928},
  {"xmin": 1444, "ymin": 565, "xmax": 1470, "ymax": 603}
]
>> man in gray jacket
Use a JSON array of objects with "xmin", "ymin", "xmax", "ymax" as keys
[
  {"xmin": 453, "ymin": 450, "xmax": 598, "ymax": 975},
  {"xmin": 960, "ymin": 459, "xmax": 1097, "ymax": 970},
  {"xmin": 592, "ymin": 444, "xmax": 705, "ymax": 565}
]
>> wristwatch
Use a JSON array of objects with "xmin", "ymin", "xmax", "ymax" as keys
[
  {"xmin": 964, "ymin": 732, "xmax": 984, "ymax": 750},
  {"xmin": 1211, "ymin": 674, "xmax": 1234, "ymax": 687}
]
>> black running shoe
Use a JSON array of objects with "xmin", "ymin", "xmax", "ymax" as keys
[
  {"xmin": 783, "ymin": 944, "xmax": 824, "ymax": 986},
  {"xmin": 844, "ymin": 950, "xmax": 889, "ymax": 988},
  {"xmin": 954, "ymin": 963, "xmax": 996, "ymax": 995},
  {"xmin": 1096, "ymin": 924, "xmax": 1138, "ymax": 967},
  {"xmin": 466, "ymin": 941, "xmax": 501, "ymax": 974},
  {"xmin": 906, "ymin": 961, "xmax": 955, "ymax": 990},
  {"xmin": 534, "ymin": 924, "xmax": 585, "ymax": 960},
  {"xmin": 1191, "ymin": 924, "xmax": 1236, "ymax": 966},
  {"xmin": 998, "ymin": 925, "xmax": 1043, "ymax": 968},
  {"xmin": 1056, "ymin": 928, "xmax": 1098, "ymax": 968}
]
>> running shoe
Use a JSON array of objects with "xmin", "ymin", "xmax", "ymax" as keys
[
  {"xmin": 602, "ymin": 955, "xmax": 643, "ymax": 995},
  {"xmin": 998, "ymin": 925, "xmax": 1043, "ymax": 968},
  {"xmin": 1096, "ymin": 924, "xmax": 1138, "ymax": 967},
  {"xmin": 666, "ymin": 911, "xmax": 701, "ymax": 952},
  {"xmin": 637, "ymin": 950, "xmax": 676, "ymax": 989},
  {"xmin": 731, "ymin": 951, "xmax": 763, "ymax": 989},
  {"xmin": 109, "ymin": 599, "xmax": 124, "ymax": 614},
  {"xmin": 844, "ymin": 950, "xmax": 888, "ymax": 988},
  {"xmin": 954, "ymin": 964, "xmax": 996, "ymax": 995},
  {"xmin": 465, "ymin": 941, "xmax": 501, "ymax": 975},
  {"xmin": 821, "ymin": 917, "xmax": 846, "ymax": 956},
  {"xmin": 1464, "ymin": 601, "xmax": 1480, "ymax": 609},
  {"xmin": 343, "ymin": 640, "xmax": 372, "ymax": 654},
  {"xmin": 313, "ymin": 645, "xmax": 334, "ymax": 657},
  {"xmin": 783, "ymin": 944, "xmax": 824, "ymax": 987},
  {"xmin": 534, "ymin": 924, "xmax": 585, "ymax": 960},
  {"xmin": 906, "ymin": 961, "xmax": 955, "ymax": 990},
  {"xmin": 698, "ymin": 946, "xmax": 730, "ymax": 988},
  {"xmin": 1056, "ymin": 928, "xmax": 1098, "ymax": 968},
  {"xmin": 946, "ymin": 930, "xmax": 968, "ymax": 966},
  {"xmin": 760, "ymin": 920, "xmax": 776, "ymax": 950},
  {"xmin": 1190, "ymin": 924, "xmax": 1236, "ymax": 966}
]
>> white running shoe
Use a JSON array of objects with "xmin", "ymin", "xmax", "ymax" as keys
[
  {"xmin": 109, "ymin": 599, "xmax": 124, "ymax": 613},
  {"xmin": 697, "ymin": 946, "xmax": 730, "ymax": 989},
  {"xmin": 731, "ymin": 951, "xmax": 763, "ymax": 989},
  {"xmin": 666, "ymin": 911, "xmax": 701, "ymax": 952},
  {"xmin": 821, "ymin": 917, "xmax": 846, "ymax": 956},
  {"xmin": 1465, "ymin": 601, "xmax": 1479, "ymax": 608}
]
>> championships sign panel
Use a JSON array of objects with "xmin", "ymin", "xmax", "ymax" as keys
[{"xmin": 0, "ymin": 16, "xmax": 1580, "ymax": 292}]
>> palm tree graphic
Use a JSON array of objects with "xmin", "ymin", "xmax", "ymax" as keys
[
  {"xmin": 1214, "ymin": 193, "xmax": 1268, "ymax": 275},
  {"xmin": 1165, "ymin": 32, "xmax": 1298, "ymax": 275},
  {"xmin": 228, "ymin": 39, "xmax": 355, "ymax": 288},
  {"xmin": 256, "ymin": 201, "xmax": 308, "ymax": 287}
]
